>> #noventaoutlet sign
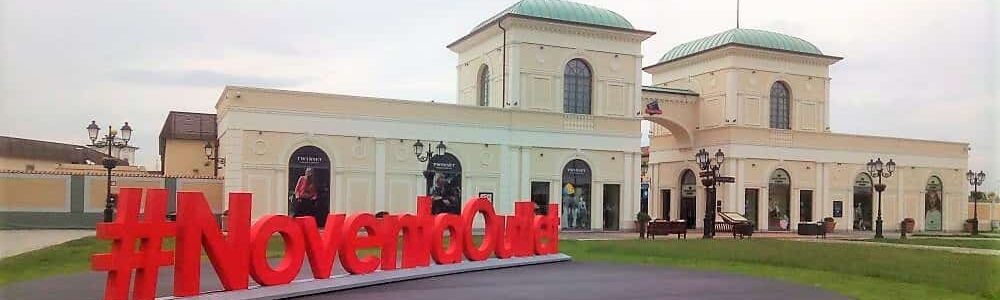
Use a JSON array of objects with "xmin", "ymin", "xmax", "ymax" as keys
[{"xmin": 92, "ymin": 188, "xmax": 561, "ymax": 300}]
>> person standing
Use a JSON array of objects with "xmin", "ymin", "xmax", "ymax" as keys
[{"xmin": 294, "ymin": 168, "xmax": 318, "ymax": 218}]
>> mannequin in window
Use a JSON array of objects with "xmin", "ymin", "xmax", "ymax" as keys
[{"xmin": 294, "ymin": 168, "xmax": 318, "ymax": 217}]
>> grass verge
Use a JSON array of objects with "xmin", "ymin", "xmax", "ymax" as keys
[
  {"xmin": 861, "ymin": 238, "xmax": 1000, "ymax": 250},
  {"xmin": 559, "ymin": 239, "xmax": 999, "ymax": 300}
]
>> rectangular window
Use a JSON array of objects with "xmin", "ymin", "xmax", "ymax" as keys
[{"xmin": 800, "ymin": 190, "xmax": 814, "ymax": 222}]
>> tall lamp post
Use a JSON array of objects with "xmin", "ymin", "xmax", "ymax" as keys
[
  {"xmin": 413, "ymin": 140, "xmax": 447, "ymax": 194},
  {"xmin": 87, "ymin": 121, "xmax": 133, "ymax": 222},
  {"xmin": 966, "ymin": 170, "xmax": 986, "ymax": 236},
  {"xmin": 865, "ymin": 157, "xmax": 895, "ymax": 239},
  {"xmin": 695, "ymin": 148, "xmax": 725, "ymax": 239}
]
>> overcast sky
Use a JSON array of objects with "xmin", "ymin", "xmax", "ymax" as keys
[{"xmin": 1, "ymin": 0, "xmax": 996, "ymax": 190}]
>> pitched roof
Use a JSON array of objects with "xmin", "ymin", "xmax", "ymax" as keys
[
  {"xmin": 159, "ymin": 111, "xmax": 217, "ymax": 156},
  {"xmin": 0, "ymin": 136, "xmax": 118, "ymax": 165}
]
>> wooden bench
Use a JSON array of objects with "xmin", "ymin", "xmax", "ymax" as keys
[
  {"xmin": 718, "ymin": 212, "xmax": 754, "ymax": 239},
  {"xmin": 647, "ymin": 219, "xmax": 687, "ymax": 239}
]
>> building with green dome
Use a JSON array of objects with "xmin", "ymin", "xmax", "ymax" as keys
[{"xmin": 196, "ymin": 0, "xmax": 973, "ymax": 234}]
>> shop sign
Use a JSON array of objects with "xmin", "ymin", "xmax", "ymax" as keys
[{"xmin": 91, "ymin": 188, "xmax": 560, "ymax": 300}]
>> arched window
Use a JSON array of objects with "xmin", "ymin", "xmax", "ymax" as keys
[
  {"xmin": 477, "ymin": 65, "xmax": 490, "ymax": 107},
  {"xmin": 770, "ymin": 82, "xmax": 791, "ymax": 129},
  {"xmin": 563, "ymin": 59, "xmax": 592, "ymax": 114}
]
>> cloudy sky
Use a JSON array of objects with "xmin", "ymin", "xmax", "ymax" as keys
[{"xmin": 1, "ymin": 0, "xmax": 996, "ymax": 189}]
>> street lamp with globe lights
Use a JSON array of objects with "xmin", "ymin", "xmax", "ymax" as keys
[
  {"xmin": 87, "ymin": 120, "xmax": 133, "ymax": 222},
  {"xmin": 966, "ymin": 170, "xmax": 986, "ymax": 236},
  {"xmin": 695, "ymin": 148, "xmax": 726, "ymax": 238},
  {"xmin": 865, "ymin": 157, "xmax": 895, "ymax": 239}
]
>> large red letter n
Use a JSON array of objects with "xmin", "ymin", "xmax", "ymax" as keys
[{"xmin": 174, "ymin": 192, "xmax": 251, "ymax": 297}]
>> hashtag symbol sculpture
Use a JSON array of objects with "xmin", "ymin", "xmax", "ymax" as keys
[{"xmin": 91, "ymin": 188, "xmax": 176, "ymax": 300}]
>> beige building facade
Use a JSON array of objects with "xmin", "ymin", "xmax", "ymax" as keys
[
  {"xmin": 198, "ymin": 0, "xmax": 978, "ymax": 232},
  {"xmin": 642, "ymin": 29, "xmax": 972, "ymax": 232}
]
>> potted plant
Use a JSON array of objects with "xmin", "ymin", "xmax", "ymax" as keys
[
  {"xmin": 636, "ymin": 211, "xmax": 652, "ymax": 239},
  {"xmin": 822, "ymin": 217, "xmax": 836, "ymax": 233},
  {"xmin": 902, "ymin": 218, "xmax": 915, "ymax": 233}
]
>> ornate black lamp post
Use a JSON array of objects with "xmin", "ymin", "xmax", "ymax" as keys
[
  {"xmin": 695, "ymin": 148, "xmax": 725, "ymax": 239},
  {"xmin": 203, "ymin": 140, "xmax": 225, "ymax": 177},
  {"xmin": 865, "ymin": 157, "xmax": 895, "ymax": 239},
  {"xmin": 87, "ymin": 120, "xmax": 133, "ymax": 222},
  {"xmin": 413, "ymin": 140, "xmax": 447, "ymax": 194},
  {"xmin": 966, "ymin": 170, "xmax": 986, "ymax": 236}
]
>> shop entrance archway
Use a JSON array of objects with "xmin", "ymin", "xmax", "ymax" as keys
[
  {"xmin": 425, "ymin": 153, "xmax": 462, "ymax": 215},
  {"xmin": 768, "ymin": 169, "xmax": 791, "ymax": 231},
  {"xmin": 562, "ymin": 159, "xmax": 592, "ymax": 230},
  {"xmin": 925, "ymin": 176, "xmax": 943, "ymax": 231},
  {"xmin": 853, "ymin": 173, "xmax": 874, "ymax": 231},
  {"xmin": 679, "ymin": 170, "xmax": 697, "ymax": 229},
  {"xmin": 287, "ymin": 146, "xmax": 331, "ymax": 226}
]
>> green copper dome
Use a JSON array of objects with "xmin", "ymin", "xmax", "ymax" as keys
[
  {"xmin": 658, "ymin": 28, "xmax": 823, "ymax": 63},
  {"xmin": 473, "ymin": 0, "xmax": 634, "ymax": 31}
]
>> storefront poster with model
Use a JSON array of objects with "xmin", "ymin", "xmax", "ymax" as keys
[
  {"xmin": 287, "ymin": 146, "xmax": 331, "ymax": 226},
  {"xmin": 562, "ymin": 159, "xmax": 591, "ymax": 230},
  {"xmin": 426, "ymin": 153, "xmax": 462, "ymax": 215}
]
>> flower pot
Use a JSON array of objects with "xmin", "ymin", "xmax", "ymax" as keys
[
  {"xmin": 637, "ymin": 221, "xmax": 648, "ymax": 239},
  {"xmin": 822, "ymin": 221, "xmax": 836, "ymax": 233},
  {"xmin": 964, "ymin": 220, "xmax": 977, "ymax": 233},
  {"xmin": 902, "ymin": 218, "xmax": 915, "ymax": 233}
]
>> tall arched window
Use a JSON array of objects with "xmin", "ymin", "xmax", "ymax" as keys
[
  {"xmin": 770, "ymin": 82, "xmax": 791, "ymax": 129},
  {"xmin": 477, "ymin": 65, "xmax": 490, "ymax": 107},
  {"xmin": 563, "ymin": 59, "xmax": 592, "ymax": 114}
]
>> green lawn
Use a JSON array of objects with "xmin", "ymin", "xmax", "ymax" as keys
[
  {"xmin": 861, "ymin": 238, "xmax": 1000, "ymax": 250},
  {"xmin": 2, "ymin": 237, "xmax": 997, "ymax": 299},
  {"xmin": 560, "ymin": 239, "xmax": 1000, "ymax": 300}
]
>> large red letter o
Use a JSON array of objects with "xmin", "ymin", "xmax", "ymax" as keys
[
  {"xmin": 431, "ymin": 214, "xmax": 463, "ymax": 264},
  {"xmin": 249, "ymin": 215, "xmax": 305, "ymax": 286},
  {"xmin": 461, "ymin": 198, "xmax": 497, "ymax": 261}
]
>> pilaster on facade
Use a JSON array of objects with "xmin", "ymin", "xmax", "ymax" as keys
[{"xmin": 374, "ymin": 138, "xmax": 387, "ymax": 212}]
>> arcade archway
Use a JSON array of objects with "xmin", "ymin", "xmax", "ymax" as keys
[
  {"xmin": 562, "ymin": 159, "xmax": 592, "ymax": 230},
  {"xmin": 925, "ymin": 176, "xmax": 943, "ymax": 231},
  {"xmin": 768, "ymin": 169, "xmax": 791, "ymax": 231},
  {"xmin": 853, "ymin": 173, "xmax": 873, "ymax": 231}
]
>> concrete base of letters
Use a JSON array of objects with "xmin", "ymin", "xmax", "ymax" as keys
[{"xmin": 156, "ymin": 254, "xmax": 572, "ymax": 300}]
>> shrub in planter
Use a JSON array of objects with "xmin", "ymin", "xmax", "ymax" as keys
[
  {"xmin": 822, "ymin": 217, "xmax": 836, "ymax": 232},
  {"xmin": 636, "ymin": 212, "xmax": 652, "ymax": 239},
  {"xmin": 902, "ymin": 218, "xmax": 915, "ymax": 233}
]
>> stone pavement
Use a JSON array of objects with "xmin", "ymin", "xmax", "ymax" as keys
[
  {"xmin": 0, "ymin": 229, "xmax": 94, "ymax": 258},
  {"xmin": 296, "ymin": 261, "xmax": 848, "ymax": 300}
]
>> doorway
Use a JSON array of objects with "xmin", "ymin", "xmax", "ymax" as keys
[
  {"xmin": 768, "ymin": 169, "xmax": 791, "ymax": 231},
  {"xmin": 660, "ymin": 189, "xmax": 671, "ymax": 220},
  {"xmin": 925, "ymin": 176, "xmax": 943, "ymax": 231},
  {"xmin": 680, "ymin": 170, "xmax": 697, "ymax": 229},
  {"xmin": 853, "ymin": 173, "xmax": 873, "ymax": 231},
  {"xmin": 603, "ymin": 184, "xmax": 620, "ymax": 230},
  {"xmin": 562, "ymin": 159, "xmax": 592, "ymax": 230},
  {"xmin": 287, "ymin": 146, "xmax": 331, "ymax": 227},
  {"xmin": 745, "ymin": 188, "xmax": 759, "ymax": 228}
]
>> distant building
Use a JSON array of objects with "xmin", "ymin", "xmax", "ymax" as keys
[
  {"xmin": 0, "ymin": 136, "xmax": 122, "ymax": 171},
  {"xmin": 159, "ymin": 111, "xmax": 218, "ymax": 177}
]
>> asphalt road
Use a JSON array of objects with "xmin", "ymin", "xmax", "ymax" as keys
[{"xmin": 294, "ymin": 261, "xmax": 848, "ymax": 300}]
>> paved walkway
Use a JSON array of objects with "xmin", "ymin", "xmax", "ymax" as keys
[
  {"xmin": 0, "ymin": 229, "xmax": 94, "ymax": 258},
  {"xmin": 296, "ymin": 261, "xmax": 847, "ymax": 300}
]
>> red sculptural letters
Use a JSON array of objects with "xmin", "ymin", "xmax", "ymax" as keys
[{"xmin": 91, "ymin": 188, "xmax": 561, "ymax": 300}]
